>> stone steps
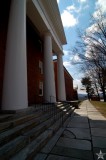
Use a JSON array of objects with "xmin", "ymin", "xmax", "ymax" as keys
[
  {"xmin": 0, "ymin": 110, "xmax": 54, "ymax": 147},
  {"xmin": 10, "ymin": 130, "xmax": 53, "ymax": 160},
  {"xmin": 0, "ymin": 103, "xmax": 71, "ymax": 147},
  {"xmin": 0, "ymin": 106, "xmax": 40, "ymax": 122},
  {"xmin": 11, "ymin": 106, "xmax": 74, "ymax": 160},
  {"xmin": 0, "ymin": 110, "xmax": 43, "ymax": 133},
  {"xmin": 0, "ymin": 102, "xmax": 75, "ymax": 159},
  {"xmin": 0, "ymin": 114, "xmax": 14, "ymax": 123}
]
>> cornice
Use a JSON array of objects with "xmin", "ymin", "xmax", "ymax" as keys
[
  {"xmin": 27, "ymin": 0, "xmax": 66, "ymax": 54},
  {"xmin": 40, "ymin": 0, "xmax": 67, "ymax": 45}
]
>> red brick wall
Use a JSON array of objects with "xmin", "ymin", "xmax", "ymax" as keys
[
  {"xmin": 64, "ymin": 68, "xmax": 74, "ymax": 101},
  {"xmin": 0, "ymin": 0, "xmax": 11, "ymax": 107},
  {"xmin": 27, "ymin": 20, "xmax": 44, "ymax": 105}
]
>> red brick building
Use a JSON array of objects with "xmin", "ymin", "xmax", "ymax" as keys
[
  {"xmin": 64, "ymin": 67, "xmax": 74, "ymax": 101},
  {"xmin": 27, "ymin": 20, "xmax": 44, "ymax": 105},
  {"xmin": 0, "ymin": 0, "xmax": 67, "ymax": 110}
]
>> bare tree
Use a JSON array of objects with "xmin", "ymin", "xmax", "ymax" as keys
[{"xmin": 72, "ymin": 10, "xmax": 106, "ymax": 101}]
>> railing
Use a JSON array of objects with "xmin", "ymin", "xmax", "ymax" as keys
[
  {"xmin": 50, "ymin": 95, "xmax": 56, "ymax": 103},
  {"xmin": 35, "ymin": 95, "xmax": 65, "ymax": 127},
  {"xmin": 49, "ymin": 95, "xmax": 64, "ymax": 126}
]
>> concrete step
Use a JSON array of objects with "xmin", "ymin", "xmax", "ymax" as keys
[
  {"xmin": 0, "ymin": 112, "xmax": 54, "ymax": 158},
  {"xmin": 0, "ymin": 135, "xmax": 28, "ymax": 159},
  {"xmin": 0, "ymin": 110, "xmax": 54, "ymax": 147},
  {"xmin": 15, "ymin": 104, "xmax": 73, "ymax": 144},
  {"xmin": 10, "ymin": 106, "xmax": 73, "ymax": 160},
  {"xmin": 0, "ymin": 110, "xmax": 43, "ymax": 133},
  {"xmin": 0, "ymin": 104, "xmax": 69, "ymax": 146},
  {"xmin": 10, "ymin": 129, "xmax": 53, "ymax": 160},
  {"xmin": 33, "ymin": 109, "xmax": 75, "ymax": 159},
  {"xmin": 0, "ymin": 103, "xmax": 75, "ymax": 159},
  {"xmin": 0, "ymin": 114, "xmax": 14, "ymax": 123},
  {"xmin": 0, "ymin": 106, "xmax": 39, "ymax": 122},
  {"xmin": 41, "ymin": 127, "xmax": 65, "ymax": 154}
]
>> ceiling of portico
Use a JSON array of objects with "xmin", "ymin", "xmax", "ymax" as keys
[{"xmin": 27, "ymin": 0, "xmax": 67, "ymax": 54}]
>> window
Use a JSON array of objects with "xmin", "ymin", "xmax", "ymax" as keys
[
  {"xmin": 39, "ymin": 81, "xmax": 43, "ymax": 96},
  {"xmin": 39, "ymin": 61, "xmax": 43, "ymax": 74}
]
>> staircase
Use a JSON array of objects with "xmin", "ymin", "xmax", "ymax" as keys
[{"xmin": 0, "ymin": 102, "xmax": 75, "ymax": 159}]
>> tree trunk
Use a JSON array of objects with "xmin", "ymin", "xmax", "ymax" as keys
[{"xmin": 102, "ymin": 87, "xmax": 106, "ymax": 102}]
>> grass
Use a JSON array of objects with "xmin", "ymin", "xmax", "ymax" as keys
[{"xmin": 90, "ymin": 101, "xmax": 106, "ymax": 118}]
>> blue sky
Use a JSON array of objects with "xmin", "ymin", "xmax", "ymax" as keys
[{"xmin": 56, "ymin": 0, "xmax": 106, "ymax": 93}]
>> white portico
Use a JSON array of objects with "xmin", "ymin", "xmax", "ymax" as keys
[
  {"xmin": 2, "ymin": 0, "xmax": 67, "ymax": 110},
  {"xmin": 27, "ymin": 0, "xmax": 67, "ymax": 103}
]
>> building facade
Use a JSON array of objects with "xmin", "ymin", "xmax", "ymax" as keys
[
  {"xmin": 0, "ymin": 0, "xmax": 67, "ymax": 110},
  {"xmin": 64, "ymin": 67, "xmax": 74, "ymax": 101}
]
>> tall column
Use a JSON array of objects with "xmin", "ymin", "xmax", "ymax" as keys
[
  {"xmin": 2, "ymin": 0, "xmax": 28, "ymax": 110},
  {"xmin": 43, "ymin": 32, "xmax": 56, "ymax": 102},
  {"xmin": 57, "ymin": 54, "xmax": 66, "ymax": 101}
]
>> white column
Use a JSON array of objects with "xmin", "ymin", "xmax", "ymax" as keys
[
  {"xmin": 57, "ymin": 54, "xmax": 66, "ymax": 101},
  {"xmin": 2, "ymin": 0, "xmax": 28, "ymax": 110},
  {"xmin": 43, "ymin": 32, "xmax": 56, "ymax": 102}
]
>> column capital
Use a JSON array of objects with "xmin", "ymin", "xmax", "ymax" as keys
[
  {"xmin": 57, "ymin": 53, "xmax": 63, "ymax": 57},
  {"xmin": 57, "ymin": 51, "xmax": 64, "ymax": 57},
  {"xmin": 43, "ymin": 30, "xmax": 52, "ymax": 37}
]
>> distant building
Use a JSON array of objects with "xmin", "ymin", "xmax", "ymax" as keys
[{"xmin": 0, "ymin": 0, "xmax": 67, "ymax": 110}]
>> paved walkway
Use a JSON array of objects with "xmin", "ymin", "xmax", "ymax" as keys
[{"xmin": 35, "ymin": 100, "xmax": 106, "ymax": 160}]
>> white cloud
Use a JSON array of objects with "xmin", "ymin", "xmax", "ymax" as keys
[
  {"xmin": 85, "ymin": 46, "xmax": 92, "ymax": 58},
  {"xmin": 67, "ymin": 4, "xmax": 87, "ymax": 13},
  {"xmin": 67, "ymin": 5, "xmax": 82, "ymax": 13},
  {"xmin": 74, "ymin": 54, "xmax": 81, "ymax": 62},
  {"xmin": 63, "ymin": 61, "xmax": 71, "ymax": 67},
  {"xmin": 63, "ymin": 50, "xmax": 71, "ymax": 56},
  {"xmin": 78, "ymin": 0, "xmax": 87, "ymax": 3},
  {"xmin": 86, "ymin": 23, "xmax": 98, "ymax": 34},
  {"xmin": 67, "ymin": 5, "xmax": 76, "ymax": 11},
  {"xmin": 71, "ymin": 54, "xmax": 81, "ymax": 63},
  {"xmin": 74, "ymin": 79, "xmax": 81, "ymax": 87},
  {"xmin": 56, "ymin": 0, "xmax": 60, "ymax": 4},
  {"xmin": 93, "ymin": 0, "xmax": 106, "ymax": 21},
  {"xmin": 95, "ymin": 0, "xmax": 106, "ymax": 13},
  {"xmin": 86, "ymin": 17, "xmax": 106, "ymax": 35},
  {"xmin": 61, "ymin": 10, "xmax": 78, "ymax": 27},
  {"xmin": 77, "ymin": 0, "xmax": 89, "ymax": 14},
  {"xmin": 61, "ymin": 2, "xmax": 89, "ymax": 28}
]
